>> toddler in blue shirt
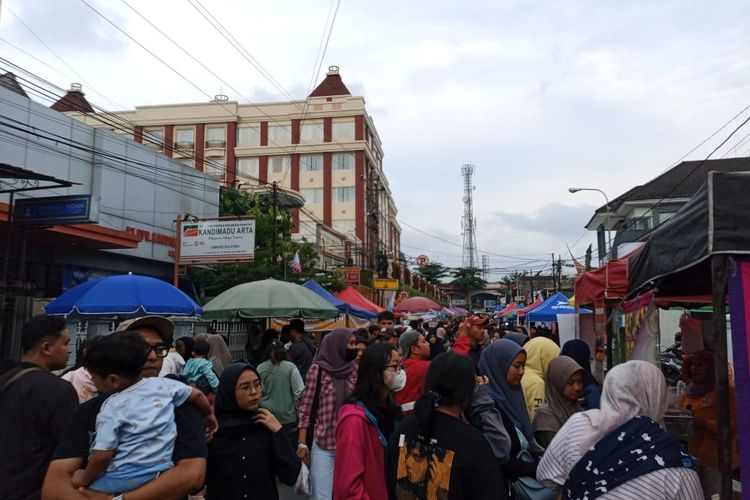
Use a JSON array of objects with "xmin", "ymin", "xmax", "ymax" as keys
[{"xmin": 72, "ymin": 331, "xmax": 217, "ymax": 494}]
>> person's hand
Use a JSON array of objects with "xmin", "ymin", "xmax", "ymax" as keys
[
  {"xmin": 203, "ymin": 413, "xmax": 219, "ymax": 440},
  {"xmin": 253, "ymin": 408, "xmax": 283, "ymax": 433},
  {"xmin": 297, "ymin": 445, "xmax": 310, "ymax": 464},
  {"xmin": 459, "ymin": 319, "xmax": 471, "ymax": 337},
  {"xmin": 475, "ymin": 375, "xmax": 488, "ymax": 386},
  {"xmin": 71, "ymin": 469, "xmax": 87, "ymax": 489}
]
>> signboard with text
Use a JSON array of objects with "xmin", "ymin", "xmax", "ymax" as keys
[
  {"xmin": 374, "ymin": 278, "xmax": 399, "ymax": 290},
  {"xmin": 15, "ymin": 195, "xmax": 93, "ymax": 226},
  {"xmin": 179, "ymin": 219, "xmax": 255, "ymax": 262},
  {"xmin": 337, "ymin": 267, "xmax": 361, "ymax": 284}
]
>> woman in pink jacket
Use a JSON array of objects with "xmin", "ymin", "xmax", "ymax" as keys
[{"xmin": 333, "ymin": 343, "xmax": 404, "ymax": 500}]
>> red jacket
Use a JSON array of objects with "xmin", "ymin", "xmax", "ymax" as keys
[
  {"xmin": 452, "ymin": 334, "xmax": 473, "ymax": 356},
  {"xmin": 394, "ymin": 357, "xmax": 430, "ymax": 413},
  {"xmin": 333, "ymin": 404, "xmax": 388, "ymax": 500}
]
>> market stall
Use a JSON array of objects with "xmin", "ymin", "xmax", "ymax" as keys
[
  {"xmin": 337, "ymin": 286, "xmax": 385, "ymax": 315},
  {"xmin": 628, "ymin": 170, "xmax": 750, "ymax": 498}
]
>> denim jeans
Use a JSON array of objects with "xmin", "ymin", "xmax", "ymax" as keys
[{"xmin": 310, "ymin": 441, "xmax": 336, "ymax": 500}]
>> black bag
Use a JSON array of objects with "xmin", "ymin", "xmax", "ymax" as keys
[
  {"xmin": 306, "ymin": 367, "xmax": 324, "ymax": 448},
  {"xmin": 192, "ymin": 375, "xmax": 213, "ymax": 395}
]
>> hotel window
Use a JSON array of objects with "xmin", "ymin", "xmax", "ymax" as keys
[
  {"xmin": 270, "ymin": 155, "xmax": 290, "ymax": 174},
  {"xmin": 268, "ymin": 124, "xmax": 290, "ymax": 145},
  {"xmin": 332, "ymin": 186, "xmax": 355, "ymax": 203},
  {"xmin": 205, "ymin": 158, "xmax": 225, "ymax": 178},
  {"xmin": 332, "ymin": 120, "xmax": 355, "ymax": 140},
  {"xmin": 237, "ymin": 124, "xmax": 261, "ymax": 146},
  {"xmin": 300, "ymin": 154, "xmax": 323, "ymax": 172},
  {"xmin": 143, "ymin": 128, "xmax": 163, "ymax": 150},
  {"xmin": 300, "ymin": 121, "xmax": 324, "ymax": 142},
  {"xmin": 301, "ymin": 188, "xmax": 324, "ymax": 204},
  {"xmin": 205, "ymin": 126, "xmax": 226, "ymax": 147},
  {"xmin": 332, "ymin": 152, "xmax": 355, "ymax": 170},
  {"xmin": 175, "ymin": 128, "xmax": 194, "ymax": 148},
  {"xmin": 332, "ymin": 219, "xmax": 356, "ymax": 234},
  {"xmin": 237, "ymin": 157, "xmax": 259, "ymax": 177}
]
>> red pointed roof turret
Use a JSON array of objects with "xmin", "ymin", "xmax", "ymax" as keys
[
  {"xmin": 51, "ymin": 83, "xmax": 94, "ymax": 113},
  {"xmin": 309, "ymin": 66, "xmax": 351, "ymax": 98}
]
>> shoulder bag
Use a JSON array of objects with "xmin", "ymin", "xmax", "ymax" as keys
[{"xmin": 305, "ymin": 366, "xmax": 324, "ymax": 448}]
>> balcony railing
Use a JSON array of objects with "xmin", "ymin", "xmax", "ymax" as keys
[{"xmin": 205, "ymin": 140, "xmax": 226, "ymax": 149}]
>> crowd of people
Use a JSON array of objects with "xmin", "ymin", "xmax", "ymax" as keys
[{"xmin": 0, "ymin": 308, "xmax": 734, "ymax": 499}]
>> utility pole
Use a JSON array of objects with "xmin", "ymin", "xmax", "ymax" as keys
[
  {"xmin": 271, "ymin": 181, "xmax": 278, "ymax": 270},
  {"xmin": 551, "ymin": 253, "xmax": 557, "ymax": 290}
]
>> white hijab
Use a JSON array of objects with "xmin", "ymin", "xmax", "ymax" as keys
[{"xmin": 576, "ymin": 360, "xmax": 667, "ymax": 453}]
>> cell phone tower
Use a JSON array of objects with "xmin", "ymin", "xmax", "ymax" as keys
[{"xmin": 461, "ymin": 164, "xmax": 479, "ymax": 269}]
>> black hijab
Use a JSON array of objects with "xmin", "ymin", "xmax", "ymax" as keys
[
  {"xmin": 215, "ymin": 362, "xmax": 261, "ymax": 432},
  {"xmin": 177, "ymin": 336, "xmax": 194, "ymax": 362}
]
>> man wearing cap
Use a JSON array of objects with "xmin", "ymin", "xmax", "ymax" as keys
[
  {"xmin": 394, "ymin": 331, "xmax": 431, "ymax": 415},
  {"xmin": 43, "ymin": 316, "xmax": 210, "ymax": 500},
  {"xmin": 452, "ymin": 315, "xmax": 489, "ymax": 367},
  {"xmin": 375, "ymin": 327, "xmax": 398, "ymax": 347}
]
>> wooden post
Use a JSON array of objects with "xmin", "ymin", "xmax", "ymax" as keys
[{"xmin": 711, "ymin": 255, "xmax": 732, "ymax": 499}]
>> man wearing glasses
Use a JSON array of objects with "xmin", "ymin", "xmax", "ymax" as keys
[{"xmin": 43, "ymin": 316, "xmax": 210, "ymax": 500}]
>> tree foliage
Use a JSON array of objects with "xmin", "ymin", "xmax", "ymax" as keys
[
  {"xmin": 414, "ymin": 262, "xmax": 450, "ymax": 285},
  {"xmin": 451, "ymin": 267, "xmax": 487, "ymax": 300}
]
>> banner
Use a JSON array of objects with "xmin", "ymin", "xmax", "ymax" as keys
[
  {"xmin": 179, "ymin": 219, "xmax": 255, "ymax": 262},
  {"xmin": 728, "ymin": 257, "xmax": 750, "ymax": 495}
]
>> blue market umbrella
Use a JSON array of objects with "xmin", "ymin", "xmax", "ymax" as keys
[{"xmin": 45, "ymin": 273, "xmax": 202, "ymax": 317}]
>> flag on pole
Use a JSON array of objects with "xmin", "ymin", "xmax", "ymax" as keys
[{"xmin": 290, "ymin": 251, "xmax": 302, "ymax": 273}]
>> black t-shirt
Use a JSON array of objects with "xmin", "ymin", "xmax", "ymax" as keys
[
  {"xmin": 386, "ymin": 412, "xmax": 505, "ymax": 500},
  {"xmin": 0, "ymin": 363, "xmax": 78, "ymax": 500},
  {"xmin": 54, "ymin": 393, "xmax": 208, "ymax": 464}
]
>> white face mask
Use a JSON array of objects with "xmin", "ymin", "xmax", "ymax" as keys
[{"xmin": 385, "ymin": 368, "xmax": 407, "ymax": 392}]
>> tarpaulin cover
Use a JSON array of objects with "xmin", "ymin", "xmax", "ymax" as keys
[
  {"xmin": 575, "ymin": 253, "xmax": 635, "ymax": 306},
  {"xmin": 394, "ymin": 296, "xmax": 441, "ymax": 313},
  {"xmin": 337, "ymin": 286, "xmax": 385, "ymax": 314},
  {"xmin": 629, "ymin": 171, "xmax": 750, "ymax": 296},
  {"xmin": 518, "ymin": 297, "xmax": 543, "ymax": 316},
  {"xmin": 302, "ymin": 279, "xmax": 377, "ymax": 319},
  {"xmin": 526, "ymin": 292, "xmax": 592, "ymax": 322}
]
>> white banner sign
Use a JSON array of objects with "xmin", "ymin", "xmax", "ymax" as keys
[{"xmin": 180, "ymin": 219, "xmax": 255, "ymax": 261}]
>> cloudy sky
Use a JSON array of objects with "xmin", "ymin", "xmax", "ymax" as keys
[{"xmin": 3, "ymin": 0, "xmax": 750, "ymax": 279}]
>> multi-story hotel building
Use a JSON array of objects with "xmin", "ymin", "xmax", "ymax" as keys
[{"xmin": 59, "ymin": 67, "xmax": 401, "ymax": 271}]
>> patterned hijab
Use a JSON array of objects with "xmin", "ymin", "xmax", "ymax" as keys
[
  {"xmin": 478, "ymin": 338, "xmax": 533, "ymax": 441},
  {"xmin": 576, "ymin": 360, "xmax": 667, "ymax": 454},
  {"xmin": 533, "ymin": 356, "xmax": 584, "ymax": 433}
]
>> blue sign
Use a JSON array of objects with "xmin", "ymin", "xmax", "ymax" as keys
[{"xmin": 14, "ymin": 194, "xmax": 93, "ymax": 226}]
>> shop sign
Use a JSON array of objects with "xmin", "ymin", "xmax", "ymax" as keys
[
  {"xmin": 374, "ymin": 278, "xmax": 398, "ymax": 290},
  {"xmin": 179, "ymin": 219, "xmax": 255, "ymax": 262},
  {"xmin": 336, "ymin": 266, "xmax": 361, "ymax": 283},
  {"xmin": 15, "ymin": 194, "xmax": 93, "ymax": 226}
]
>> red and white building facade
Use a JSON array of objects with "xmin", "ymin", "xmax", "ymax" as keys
[{"xmin": 65, "ymin": 67, "xmax": 401, "ymax": 271}]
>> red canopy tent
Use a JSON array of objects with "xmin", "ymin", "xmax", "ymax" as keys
[
  {"xmin": 518, "ymin": 297, "xmax": 543, "ymax": 316},
  {"xmin": 498, "ymin": 302, "xmax": 517, "ymax": 315},
  {"xmin": 337, "ymin": 286, "xmax": 385, "ymax": 314},
  {"xmin": 575, "ymin": 248, "xmax": 642, "ymax": 307}
]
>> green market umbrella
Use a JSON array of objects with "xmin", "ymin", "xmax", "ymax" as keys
[{"xmin": 202, "ymin": 278, "xmax": 340, "ymax": 320}]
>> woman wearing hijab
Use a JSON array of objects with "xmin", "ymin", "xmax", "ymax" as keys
[
  {"xmin": 472, "ymin": 338, "xmax": 541, "ymax": 493},
  {"xmin": 333, "ymin": 343, "xmax": 403, "ymax": 500},
  {"xmin": 561, "ymin": 339, "xmax": 601, "ymax": 410},
  {"xmin": 503, "ymin": 331, "xmax": 528, "ymax": 347},
  {"xmin": 387, "ymin": 352, "xmax": 504, "ymax": 500},
  {"xmin": 680, "ymin": 350, "xmax": 739, "ymax": 497},
  {"xmin": 297, "ymin": 328, "xmax": 359, "ymax": 500},
  {"xmin": 532, "ymin": 356, "xmax": 584, "ymax": 448},
  {"xmin": 175, "ymin": 336, "xmax": 194, "ymax": 362},
  {"xmin": 205, "ymin": 333, "xmax": 233, "ymax": 375},
  {"xmin": 426, "ymin": 330, "xmax": 446, "ymax": 359},
  {"xmin": 521, "ymin": 337, "xmax": 560, "ymax": 420},
  {"xmin": 206, "ymin": 362, "xmax": 301, "ymax": 499},
  {"xmin": 537, "ymin": 360, "xmax": 702, "ymax": 499}
]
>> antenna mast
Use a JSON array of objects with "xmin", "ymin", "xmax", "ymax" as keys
[{"xmin": 461, "ymin": 164, "xmax": 479, "ymax": 268}]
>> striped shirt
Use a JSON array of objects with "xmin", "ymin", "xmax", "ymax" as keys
[
  {"xmin": 298, "ymin": 363, "xmax": 357, "ymax": 450},
  {"xmin": 537, "ymin": 413, "xmax": 703, "ymax": 499}
]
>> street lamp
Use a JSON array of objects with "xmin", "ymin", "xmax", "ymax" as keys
[{"xmin": 569, "ymin": 187, "xmax": 612, "ymax": 261}]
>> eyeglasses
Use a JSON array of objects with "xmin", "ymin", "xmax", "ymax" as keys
[
  {"xmin": 386, "ymin": 364, "xmax": 403, "ymax": 373},
  {"xmin": 236, "ymin": 380, "xmax": 262, "ymax": 393},
  {"xmin": 145, "ymin": 344, "xmax": 170, "ymax": 358}
]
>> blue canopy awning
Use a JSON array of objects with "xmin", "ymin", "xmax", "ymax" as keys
[
  {"xmin": 303, "ymin": 280, "xmax": 377, "ymax": 319},
  {"xmin": 526, "ymin": 292, "xmax": 591, "ymax": 322}
]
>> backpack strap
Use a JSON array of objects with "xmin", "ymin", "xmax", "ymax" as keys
[{"xmin": 1, "ymin": 367, "xmax": 42, "ymax": 392}]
